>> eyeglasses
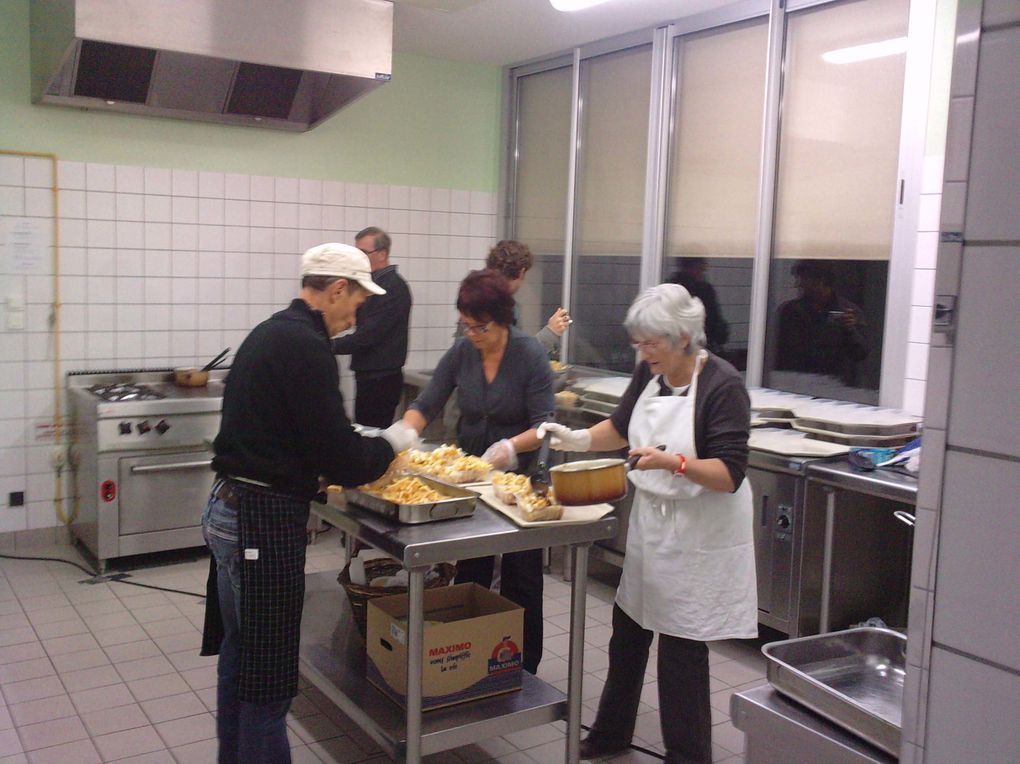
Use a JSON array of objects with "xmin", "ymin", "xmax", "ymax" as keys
[
  {"xmin": 630, "ymin": 337, "xmax": 666, "ymax": 352},
  {"xmin": 459, "ymin": 320, "xmax": 492, "ymax": 336},
  {"xmin": 358, "ymin": 247, "xmax": 382, "ymax": 257}
]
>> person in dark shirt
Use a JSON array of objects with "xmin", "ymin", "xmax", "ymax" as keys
[
  {"xmin": 486, "ymin": 239, "xmax": 571, "ymax": 356},
  {"xmin": 202, "ymin": 243, "xmax": 418, "ymax": 764},
  {"xmin": 665, "ymin": 257, "xmax": 729, "ymax": 354},
  {"xmin": 775, "ymin": 260, "xmax": 869, "ymax": 385},
  {"xmin": 539, "ymin": 283, "xmax": 756, "ymax": 764},
  {"xmin": 402, "ymin": 269, "xmax": 555, "ymax": 674},
  {"xmin": 332, "ymin": 227, "xmax": 413, "ymax": 428}
]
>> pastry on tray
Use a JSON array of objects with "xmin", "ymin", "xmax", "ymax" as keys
[
  {"xmin": 515, "ymin": 489, "xmax": 564, "ymax": 522},
  {"xmin": 491, "ymin": 471, "xmax": 531, "ymax": 504},
  {"xmin": 399, "ymin": 445, "xmax": 492, "ymax": 484}
]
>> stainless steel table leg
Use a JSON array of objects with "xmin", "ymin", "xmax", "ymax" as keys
[
  {"xmin": 565, "ymin": 543, "xmax": 590, "ymax": 764},
  {"xmin": 819, "ymin": 487, "xmax": 836, "ymax": 634},
  {"xmin": 562, "ymin": 545, "xmax": 573, "ymax": 582},
  {"xmin": 405, "ymin": 568, "xmax": 425, "ymax": 764}
]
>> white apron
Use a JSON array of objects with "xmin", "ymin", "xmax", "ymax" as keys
[{"xmin": 616, "ymin": 352, "xmax": 758, "ymax": 640}]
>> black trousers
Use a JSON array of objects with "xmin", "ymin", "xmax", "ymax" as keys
[
  {"xmin": 353, "ymin": 370, "xmax": 404, "ymax": 429},
  {"xmin": 588, "ymin": 604, "xmax": 712, "ymax": 764},
  {"xmin": 455, "ymin": 549, "xmax": 543, "ymax": 674}
]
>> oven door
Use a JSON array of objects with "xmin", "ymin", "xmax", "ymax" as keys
[{"xmin": 118, "ymin": 449, "xmax": 215, "ymax": 535}]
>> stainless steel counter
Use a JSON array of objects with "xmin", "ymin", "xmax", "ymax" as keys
[
  {"xmin": 303, "ymin": 498, "xmax": 617, "ymax": 764},
  {"xmin": 732, "ymin": 683, "xmax": 897, "ymax": 764},
  {"xmin": 806, "ymin": 460, "xmax": 918, "ymax": 505}
]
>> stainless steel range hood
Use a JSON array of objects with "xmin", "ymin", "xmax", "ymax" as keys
[{"xmin": 30, "ymin": 0, "xmax": 393, "ymax": 132}]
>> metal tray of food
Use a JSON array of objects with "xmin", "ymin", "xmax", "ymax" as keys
[
  {"xmin": 345, "ymin": 475, "xmax": 478, "ymax": 525},
  {"xmin": 763, "ymin": 627, "xmax": 906, "ymax": 756}
]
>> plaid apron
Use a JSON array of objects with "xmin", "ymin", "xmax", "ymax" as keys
[{"xmin": 201, "ymin": 479, "xmax": 309, "ymax": 703}]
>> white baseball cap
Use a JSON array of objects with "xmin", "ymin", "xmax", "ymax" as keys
[{"xmin": 300, "ymin": 243, "xmax": 385, "ymax": 295}]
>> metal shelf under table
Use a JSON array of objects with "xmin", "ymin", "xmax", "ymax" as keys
[{"xmin": 302, "ymin": 499, "xmax": 618, "ymax": 764}]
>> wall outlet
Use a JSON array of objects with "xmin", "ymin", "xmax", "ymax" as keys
[{"xmin": 9, "ymin": 492, "xmax": 25, "ymax": 507}]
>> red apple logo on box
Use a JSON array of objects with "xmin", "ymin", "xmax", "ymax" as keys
[{"xmin": 487, "ymin": 636, "xmax": 522, "ymax": 674}]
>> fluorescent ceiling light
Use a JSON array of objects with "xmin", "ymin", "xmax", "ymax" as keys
[
  {"xmin": 549, "ymin": 0, "xmax": 616, "ymax": 11},
  {"xmin": 822, "ymin": 36, "xmax": 908, "ymax": 64}
]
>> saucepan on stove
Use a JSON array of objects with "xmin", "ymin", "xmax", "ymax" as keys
[
  {"xmin": 549, "ymin": 445, "xmax": 666, "ymax": 505},
  {"xmin": 174, "ymin": 347, "xmax": 230, "ymax": 387}
]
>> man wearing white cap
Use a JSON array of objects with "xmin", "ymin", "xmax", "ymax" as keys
[{"xmin": 201, "ymin": 243, "xmax": 418, "ymax": 764}]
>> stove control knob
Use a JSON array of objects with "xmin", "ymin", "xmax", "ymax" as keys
[
  {"xmin": 155, "ymin": 420, "xmax": 171, "ymax": 435},
  {"xmin": 119, "ymin": 422, "xmax": 132, "ymax": 435},
  {"xmin": 137, "ymin": 420, "xmax": 152, "ymax": 435}
]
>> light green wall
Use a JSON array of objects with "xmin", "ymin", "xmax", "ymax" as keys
[{"xmin": 1, "ymin": 1, "xmax": 503, "ymax": 190}]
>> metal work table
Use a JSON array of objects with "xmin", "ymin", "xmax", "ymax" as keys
[
  {"xmin": 806, "ymin": 459, "xmax": 918, "ymax": 505},
  {"xmin": 732, "ymin": 684, "xmax": 897, "ymax": 763},
  {"xmin": 803, "ymin": 461, "xmax": 917, "ymax": 634},
  {"xmin": 301, "ymin": 498, "xmax": 617, "ymax": 764}
]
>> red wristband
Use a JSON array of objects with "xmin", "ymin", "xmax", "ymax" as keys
[{"xmin": 673, "ymin": 454, "xmax": 687, "ymax": 476}]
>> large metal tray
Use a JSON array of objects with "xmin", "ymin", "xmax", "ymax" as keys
[
  {"xmin": 762, "ymin": 627, "xmax": 906, "ymax": 756},
  {"xmin": 796, "ymin": 416, "xmax": 919, "ymax": 437},
  {"xmin": 345, "ymin": 476, "xmax": 478, "ymax": 524}
]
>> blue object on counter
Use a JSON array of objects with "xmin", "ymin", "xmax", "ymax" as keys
[{"xmin": 848, "ymin": 448, "xmax": 895, "ymax": 471}]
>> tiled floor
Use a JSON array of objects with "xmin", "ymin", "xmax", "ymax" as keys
[{"xmin": 0, "ymin": 534, "xmax": 765, "ymax": 763}]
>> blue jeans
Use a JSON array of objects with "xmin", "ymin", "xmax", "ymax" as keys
[{"xmin": 203, "ymin": 488, "xmax": 292, "ymax": 764}]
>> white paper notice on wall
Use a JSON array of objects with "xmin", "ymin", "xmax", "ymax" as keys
[{"xmin": 1, "ymin": 217, "xmax": 50, "ymax": 275}]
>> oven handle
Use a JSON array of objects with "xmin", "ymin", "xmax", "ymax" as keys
[{"xmin": 130, "ymin": 459, "xmax": 213, "ymax": 474}]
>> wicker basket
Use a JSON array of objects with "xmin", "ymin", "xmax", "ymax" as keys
[{"xmin": 337, "ymin": 558, "xmax": 457, "ymax": 637}]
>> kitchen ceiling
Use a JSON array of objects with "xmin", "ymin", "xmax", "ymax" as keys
[{"xmin": 392, "ymin": 0, "xmax": 740, "ymax": 65}]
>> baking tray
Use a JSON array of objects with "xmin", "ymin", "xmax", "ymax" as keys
[
  {"xmin": 475, "ymin": 484, "xmax": 614, "ymax": 527},
  {"xmin": 763, "ymin": 627, "xmax": 906, "ymax": 756},
  {"xmin": 749, "ymin": 429, "xmax": 849, "ymax": 457},
  {"xmin": 796, "ymin": 416, "xmax": 918, "ymax": 437},
  {"xmin": 344, "ymin": 476, "xmax": 478, "ymax": 524},
  {"xmin": 578, "ymin": 397, "xmax": 617, "ymax": 415},
  {"xmin": 792, "ymin": 422, "xmax": 916, "ymax": 447}
]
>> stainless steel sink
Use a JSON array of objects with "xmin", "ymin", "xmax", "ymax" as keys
[{"xmin": 763, "ymin": 627, "xmax": 906, "ymax": 756}]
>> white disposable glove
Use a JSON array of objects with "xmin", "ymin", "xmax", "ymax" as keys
[
  {"xmin": 537, "ymin": 422, "xmax": 592, "ymax": 452},
  {"xmin": 481, "ymin": 438, "xmax": 518, "ymax": 470},
  {"xmin": 378, "ymin": 421, "xmax": 419, "ymax": 454}
]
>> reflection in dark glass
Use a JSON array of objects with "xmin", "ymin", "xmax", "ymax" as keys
[
  {"xmin": 661, "ymin": 256, "xmax": 753, "ymax": 372},
  {"xmin": 764, "ymin": 259, "xmax": 886, "ymax": 405},
  {"xmin": 568, "ymin": 255, "xmax": 639, "ymax": 373}
]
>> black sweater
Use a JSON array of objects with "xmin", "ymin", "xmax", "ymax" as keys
[
  {"xmin": 213, "ymin": 299, "xmax": 395, "ymax": 500},
  {"xmin": 609, "ymin": 354, "xmax": 751, "ymax": 490},
  {"xmin": 331, "ymin": 265, "xmax": 412, "ymax": 374}
]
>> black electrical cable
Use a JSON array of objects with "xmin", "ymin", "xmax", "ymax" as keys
[
  {"xmin": 0, "ymin": 552, "xmax": 205, "ymax": 599},
  {"xmin": 579, "ymin": 723, "xmax": 666, "ymax": 760}
]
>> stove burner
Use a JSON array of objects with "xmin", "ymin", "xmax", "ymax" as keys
[{"xmin": 88, "ymin": 383, "xmax": 166, "ymax": 402}]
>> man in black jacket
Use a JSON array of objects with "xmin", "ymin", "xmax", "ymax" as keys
[
  {"xmin": 202, "ymin": 242, "xmax": 418, "ymax": 764},
  {"xmin": 332, "ymin": 227, "xmax": 413, "ymax": 428}
]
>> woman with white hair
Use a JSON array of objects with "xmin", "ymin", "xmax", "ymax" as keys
[{"xmin": 539, "ymin": 283, "xmax": 756, "ymax": 764}]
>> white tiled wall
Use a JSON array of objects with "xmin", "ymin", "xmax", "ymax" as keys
[
  {"xmin": 0, "ymin": 156, "xmax": 497, "ymax": 533},
  {"xmin": 902, "ymin": 2, "xmax": 1020, "ymax": 762},
  {"xmin": 901, "ymin": 156, "xmax": 942, "ymax": 417}
]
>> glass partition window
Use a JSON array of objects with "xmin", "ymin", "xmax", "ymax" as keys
[
  {"xmin": 512, "ymin": 66, "xmax": 573, "ymax": 347},
  {"xmin": 570, "ymin": 44, "xmax": 653, "ymax": 372},
  {"xmin": 662, "ymin": 20, "xmax": 769, "ymax": 371},
  {"xmin": 764, "ymin": 0, "xmax": 909, "ymax": 403}
]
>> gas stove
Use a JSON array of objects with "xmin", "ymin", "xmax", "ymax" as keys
[
  {"xmin": 67, "ymin": 368, "xmax": 228, "ymax": 570},
  {"xmin": 88, "ymin": 382, "xmax": 167, "ymax": 402}
]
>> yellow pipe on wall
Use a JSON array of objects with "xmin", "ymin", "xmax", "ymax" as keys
[{"xmin": 0, "ymin": 148, "xmax": 75, "ymax": 527}]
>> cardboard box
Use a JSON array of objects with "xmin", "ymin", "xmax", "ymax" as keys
[{"xmin": 366, "ymin": 583, "xmax": 524, "ymax": 711}]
